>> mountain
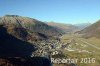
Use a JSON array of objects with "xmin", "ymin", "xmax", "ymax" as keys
[
  {"xmin": 0, "ymin": 25, "xmax": 36, "ymax": 57},
  {"xmin": 74, "ymin": 23, "xmax": 91, "ymax": 30},
  {"xmin": 0, "ymin": 15, "xmax": 62, "ymax": 41},
  {"xmin": 46, "ymin": 22, "xmax": 78, "ymax": 33},
  {"xmin": 77, "ymin": 20, "xmax": 100, "ymax": 38}
]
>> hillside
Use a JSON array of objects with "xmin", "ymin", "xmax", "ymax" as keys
[
  {"xmin": 74, "ymin": 23, "xmax": 91, "ymax": 30},
  {"xmin": 46, "ymin": 22, "xmax": 78, "ymax": 33},
  {"xmin": 0, "ymin": 15, "xmax": 63, "ymax": 41},
  {"xmin": 0, "ymin": 25, "xmax": 36, "ymax": 57},
  {"xmin": 78, "ymin": 20, "xmax": 100, "ymax": 38}
]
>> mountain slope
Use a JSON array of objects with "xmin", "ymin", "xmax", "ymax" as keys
[
  {"xmin": 75, "ymin": 23, "xmax": 91, "ymax": 30},
  {"xmin": 0, "ymin": 25, "xmax": 36, "ymax": 57},
  {"xmin": 78, "ymin": 20, "xmax": 100, "ymax": 38},
  {"xmin": 47, "ymin": 22, "xmax": 78, "ymax": 33},
  {"xmin": 0, "ymin": 15, "xmax": 62, "ymax": 41}
]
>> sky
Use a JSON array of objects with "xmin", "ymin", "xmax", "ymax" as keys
[{"xmin": 0, "ymin": 0, "xmax": 100, "ymax": 24}]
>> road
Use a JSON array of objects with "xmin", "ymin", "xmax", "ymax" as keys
[{"xmin": 78, "ymin": 39, "xmax": 100, "ymax": 50}]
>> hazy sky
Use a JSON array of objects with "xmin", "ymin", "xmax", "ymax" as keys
[{"xmin": 0, "ymin": 0, "xmax": 100, "ymax": 24}]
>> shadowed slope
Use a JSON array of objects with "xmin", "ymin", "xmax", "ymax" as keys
[
  {"xmin": 0, "ymin": 57, "xmax": 51, "ymax": 66},
  {"xmin": 0, "ymin": 25, "xmax": 36, "ymax": 57}
]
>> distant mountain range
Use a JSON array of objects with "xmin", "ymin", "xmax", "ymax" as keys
[
  {"xmin": 46, "ymin": 22, "xmax": 78, "ymax": 33},
  {"xmin": 74, "ymin": 23, "xmax": 91, "ymax": 30},
  {"xmin": 77, "ymin": 20, "xmax": 100, "ymax": 38}
]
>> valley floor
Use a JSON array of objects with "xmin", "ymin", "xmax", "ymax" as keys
[{"xmin": 56, "ymin": 34, "xmax": 100, "ymax": 66}]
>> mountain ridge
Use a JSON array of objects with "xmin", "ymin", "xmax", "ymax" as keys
[
  {"xmin": 46, "ymin": 22, "xmax": 78, "ymax": 33},
  {"xmin": 0, "ymin": 15, "xmax": 63, "ymax": 41}
]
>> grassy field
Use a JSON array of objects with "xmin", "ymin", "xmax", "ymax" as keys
[
  {"xmin": 80, "ymin": 37, "xmax": 100, "ymax": 47},
  {"xmin": 60, "ymin": 34, "xmax": 100, "ymax": 66}
]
